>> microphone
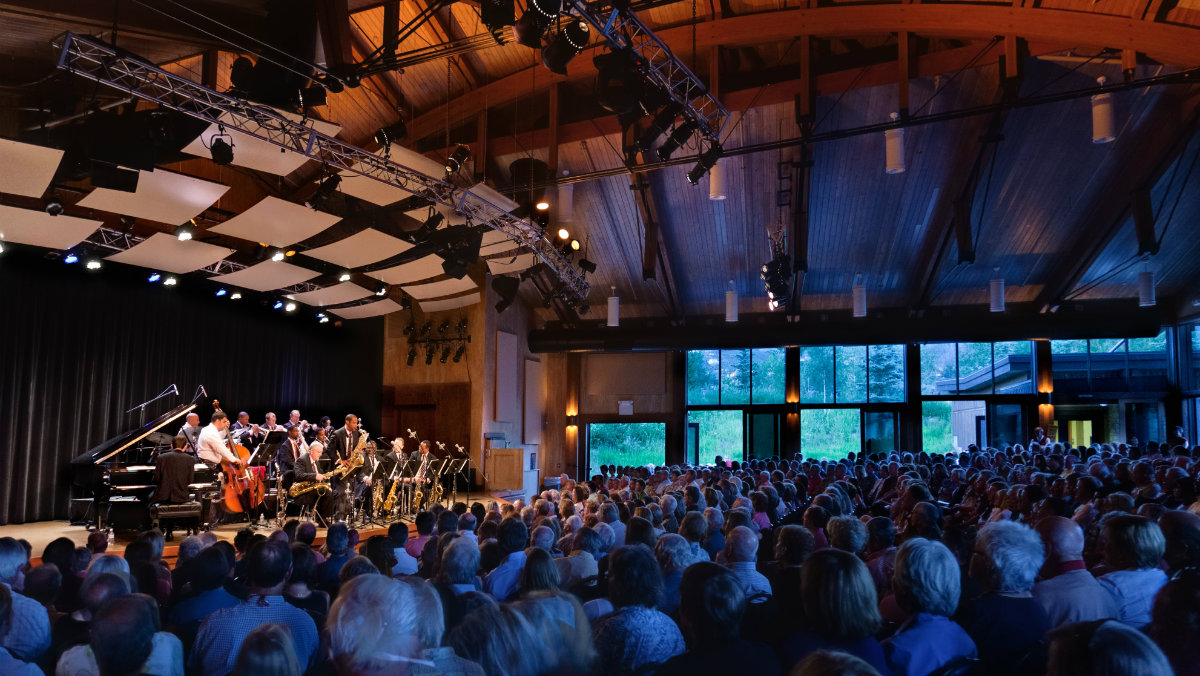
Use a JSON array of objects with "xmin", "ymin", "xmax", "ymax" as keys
[
  {"xmin": 200, "ymin": 384, "xmax": 207, "ymax": 398},
  {"xmin": 171, "ymin": 384, "xmax": 179, "ymax": 396}
]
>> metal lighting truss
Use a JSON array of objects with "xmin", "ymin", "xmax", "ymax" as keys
[
  {"xmin": 54, "ymin": 32, "xmax": 589, "ymax": 306},
  {"xmin": 565, "ymin": 0, "xmax": 729, "ymax": 148}
]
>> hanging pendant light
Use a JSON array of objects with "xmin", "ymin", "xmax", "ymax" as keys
[
  {"xmin": 1092, "ymin": 76, "xmax": 1116, "ymax": 144},
  {"xmin": 607, "ymin": 286, "xmax": 619, "ymax": 327},
  {"xmin": 989, "ymin": 267, "xmax": 1006, "ymax": 313},
  {"xmin": 708, "ymin": 162, "xmax": 726, "ymax": 201},
  {"xmin": 725, "ymin": 280, "xmax": 738, "ymax": 322},
  {"xmin": 885, "ymin": 112, "xmax": 906, "ymax": 174},
  {"xmin": 852, "ymin": 273, "xmax": 867, "ymax": 318},
  {"xmin": 1138, "ymin": 257, "xmax": 1156, "ymax": 307}
]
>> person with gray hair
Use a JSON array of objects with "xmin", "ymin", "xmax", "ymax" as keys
[
  {"xmin": 723, "ymin": 526, "xmax": 772, "ymax": 600},
  {"xmin": 959, "ymin": 520, "xmax": 1052, "ymax": 672},
  {"xmin": 827, "ymin": 516, "xmax": 868, "ymax": 555},
  {"xmin": 1046, "ymin": 619, "xmax": 1174, "ymax": 676},
  {"xmin": 1096, "ymin": 514, "xmax": 1168, "ymax": 628},
  {"xmin": 599, "ymin": 502, "xmax": 625, "ymax": 550},
  {"xmin": 883, "ymin": 538, "xmax": 976, "ymax": 676},
  {"xmin": 328, "ymin": 574, "xmax": 428, "ymax": 675},
  {"xmin": 702, "ymin": 508, "xmax": 725, "ymax": 560},
  {"xmin": 529, "ymin": 526, "xmax": 557, "ymax": 554},
  {"xmin": 654, "ymin": 534, "xmax": 694, "ymax": 615},
  {"xmin": 555, "ymin": 526, "xmax": 601, "ymax": 593},
  {"xmin": 438, "ymin": 537, "xmax": 482, "ymax": 594},
  {"xmin": 0, "ymin": 537, "xmax": 49, "ymax": 662},
  {"xmin": 1033, "ymin": 516, "xmax": 1118, "ymax": 628},
  {"xmin": 397, "ymin": 577, "xmax": 486, "ymax": 675}
]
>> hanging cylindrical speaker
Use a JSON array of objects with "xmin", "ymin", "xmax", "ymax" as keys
[
  {"xmin": 607, "ymin": 287, "xmax": 619, "ymax": 327},
  {"xmin": 852, "ymin": 284, "xmax": 866, "ymax": 318},
  {"xmin": 885, "ymin": 112, "xmax": 905, "ymax": 174},
  {"xmin": 990, "ymin": 276, "xmax": 1006, "ymax": 313},
  {"xmin": 726, "ymin": 282, "xmax": 738, "ymax": 322},
  {"xmin": 1092, "ymin": 76, "xmax": 1116, "ymax": 144},
  {"xmin": 708, "ymin": 162, "xmax": 726, "ymax": 201},
  {"xmin": 1138, "ymin": 270, "xmax": 1156, "ymax": 307}
]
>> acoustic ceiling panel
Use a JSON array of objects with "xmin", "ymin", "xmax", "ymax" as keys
[
  {"xmin": 366, "ymin": 255, "xmax": 446, "ymax": 285},
  {"xmin": 287, "ymin": 282, "xmax": 373, "ymax": 307},
  {"xmin": 486, "ymin": 253, "xmax": 538, "ymax": 275},
  {"xmin": 467, "ymin": 182, "xmax": 520, "ymax": 212},
  {"xmin": 419, "ymin": 291, "xmax": 480, "ymax": 313},
  {"xmin": 479, "ymin": 240, "xmax": 522, "ymax": 257},
  {"xmin": 106, "ymin": 232, "xmax": 234, "ymax": 273},
  {"xmin": 481, "ymin": 229, "xmax": 515, "ymax": 246},
  {"xmin": 338, "ymin": 144, "xmax": 444, "ymax": 206},
  {"xmin": 0, "ymin": 139, "xmax": 63, "ymax": 197},
  {"xmin": 302, "ymin": 228, "xmax": 413, "ymax": 268},
  {"xmin": 77, "ymin": 169, "xmax": 229, "ymax": 225},
  {"xmin": 0, "ymin": 205, "xmax": 100, "ymax": 249},
  {"xmin": 401, "ymin": 276, "xmax": 477, "ymax": 300},
  {"xmin": 209, "ymin": 260, "xmax": 319, "ymax": 292},
  {"xmin": 330, "ymin": 297, "xmax": 403, "ymax": 319},
  {"xmin": 181, "ymin": 109, "xmax": 341, "ymax": 176},
  {"xmin": 209, "ymin": 196, "xmax": 341, "ymax": 247}
]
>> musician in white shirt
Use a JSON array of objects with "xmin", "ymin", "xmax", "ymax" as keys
[{"xmin": 196, "ymin": 411, "xmax": 240, "ymax": 467}]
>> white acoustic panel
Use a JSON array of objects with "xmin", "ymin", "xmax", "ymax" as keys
[
  {"xmin": 467, "ymin": 182, "xmax": 520, "ymax": 212},
  {"xmin": 338, "ymin": 144, "xmax": 444, "ymax": 206},
  {"xmin": 366, "ymin": 255, "xmax": 445, "ymax": 285},
  {"xmin": 106, "ymin": 232, "xmax": 234, "ymax": 273},
  {"xmin": 0, "ymin": 139, "xmax": 64, "ymax": 197},
  {"xmin": 401, "ymin": 276, "xmax": 477, "ymax": 300},
  {"xmin": 482, "ymin": 229, "xmax": 514, "ymax": 246},
  {"xmin": 330, "ymin": 297, "xmax": 402, "ymax": 319},
  {"xmin": 209, "ymin": 196, "xmax": 341, "ymax": 247},
  {"xmin": 479, "ymin": 241, "xmax": 522, "ymax": 258},
  {"xmin": 78, "ymin": 169, "xmax": 229, "ymax": 225},
  {"xmin": 287, "ymin": 282, "xmax": 372, "ymax": 307},
  {"xmin": 303, "ymin": 228, "xmax": 413, "ymax": 268},
  {"xmin": 388, "ymin": 144, "xmax": 450, "ymax": 178},
  {"xmin": 0, "ymin": 205, "xmax": 100, "ymax": 249},
  {"xmin": 181, "ymin": 110, "xmax": 341, "ymax": 176},
  {"xmin": 418, "ymin": 291, "xmax": 480, "ymax": 313},
  {"xmin": 486, "ymin": 253, "xmax": 538, "ymax": 275},
  {"xmin": 494, "ymin": 330, "xmax": 519, "ymax": 423},
  {"xmin": 523, "ymin": 359, "xmax": 543, "ymax": 445},
  {"xmin": 209, "ymin": 260, "xmax": 319, "ymax": 292}
]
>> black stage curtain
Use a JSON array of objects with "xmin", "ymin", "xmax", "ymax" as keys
[{"xmin": 0, "ymin": 249, "xmax": 384, "ymax": 524}]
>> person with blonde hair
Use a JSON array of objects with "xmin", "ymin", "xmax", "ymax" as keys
[
  {"xmin": 231, "ymin": 624, "xmax": 300, "ymax": 676},
  {"xmin": 328, "ymin": 574, "xmax": 429, "ymax": 675},
  {"xmin": 395, "ymin": 577, "xmax": 485, "ymax": 676}
]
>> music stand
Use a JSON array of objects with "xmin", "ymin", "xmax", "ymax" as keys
[
  {"xmin": 256, "ymin": 431, "xmax": 286, "ymax": 467},
  {"xmin": 446, "ymin": 458, "xmax": 468, "ymax": 505}
]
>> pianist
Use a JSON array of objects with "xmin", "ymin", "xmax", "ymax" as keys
[
  {"xmin": 153, "ymin": 436, "xmax": 194, "ymax": 505},
  {"xmin": 177, "ymin": 413, "xmax": 202, "ymax": 457}
]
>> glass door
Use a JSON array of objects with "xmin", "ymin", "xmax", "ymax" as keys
[
  {"xmin": 863, "ymin": 411, "xmax": 896, "ymax": 455},
  {"xmin": 988, "ymin": 403, "xmax": 1024, "ymax": 449},
  {"xmin": 746, "ymin": 412, "xmax": 780, "ymax": 460}
]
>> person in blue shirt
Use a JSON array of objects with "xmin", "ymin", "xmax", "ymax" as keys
[
  {"xmin": 167, "ymin": 547, "xmax": 240, "ymax": 658},
  {"xmin": 883, "ymin": 538, "xmax": 977, "ymax": 676}
]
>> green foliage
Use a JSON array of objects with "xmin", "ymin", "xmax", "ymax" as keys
[
  {"xmin": 588, "ymin": 423, "xmax": 666, "ymax": 475},
  {"xmin": 800, "ymin": 409, "xmax": 860, "ymax": 461},
  {"xmin": 687, "ymin": 410, "xmax": 743, "ymax": 465},
  {"xmin": 1051, "ymin": 339, "xmax": 1088, "ymax": 354},
  {"xmin": 687, "ymin": 350, "xmax": 720, "ymax": 405},
  {"xmin": 752, "ymin": 348, "xmax": 787, "ymax": 403},
  {"xmin": 922, "ymin": 401, "xmax": 954, "ymax": 454},
  {"xmin": 1128, "ymin": 330, "xmax": 1167, "ymax": 353},
  {"xmin": 836, "ymin": 346, "xmax": 868, "ymax": 402},
  {"xmin": 921, "ymin": 343, "xmax": 956, "ymax": 395},
  {"xmin": 869, "ymin": 344, "xmax": 905, "ymax": 402},
  {"xmin": 800, "ymin": 346, "xmax": 835, "ymax": 404},
  {"xmin": 722, "ymin": 349, "xmax": 752, "ymax": 404}
]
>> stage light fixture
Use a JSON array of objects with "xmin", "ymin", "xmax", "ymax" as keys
[
  {"xmin": 557, "ymin": 228, "xmax": 570, "ymax": 241},
  {"xmin": 760, "ymin": 253, "xmax": 792, "ymax": 310},
  {"xmin": 639, "ymin": 102, "xmax": 684, "ymax": 153},
  {"xmin": 412, "ymin": 211, "xmax": 444, "ymax": 243},
  {"xmin": 209, "ymin": 130, "xmax": 234, "ymax": 166},
  {"xmin": 420, "ymin": 321, "xmax": 432, "ymax": 335},
  {"xmin": 512, "ymin": 0, "xmax": 562, "ymax": 48},
  {"xmin": 63, "ymin": 252, "xmax": 79, "ymax": 264},
  {"xmin": 374, "ymin": 122, "xmax": 408, "ymax": 150},
  {"xmin": 175, "ymin": 220, "xmax": 195, "ymax": 241},
  {"xmin": 407, "ymin": 347, "xmax": 417, "ymax": 366},
  {"xmin": 307, "ymin": 174, "xmax": 341, "ymax": 209},
  {"xmin": 284, "ymin": 249, "xmax": 296, "ymax": 257},
  {"xmin": 535, "ymin": 199, "xmax": 551, "ymax": 211},
  {"xmin": 338, "ymin": 272, "xmax": 352, "ymax": 282},
  {"xmin": 163, "ymin": 276, "xmax": 178, "ymax": 286},
  {"xmin": 319, "ymin": 315, "xmax": 330, "ymax": 324},
  {"xmin": 375, "ymin": 282, "xmax": 389, "ymax": 297},
  {"xmin": 216, "ymin": 288, "xmax": 227, "ymax": 297},
  {"xmin": 445, "ymin": 144, "xmax": 472, "ymax": 175},
  {"xmin": 230, "ymin": 292, "xmax": 242, "ymax": 300},
  {"xmin": 686, "ymin": 144, "xmax": 724, "ymax": 185},
  {"xmin": 403, "ymin": 321, "xmax": 415, "ymax": 336},
  {"xmin": 440, "ymin": 345, "xmax": 452, "ymax": 363},
  {"xmin": 274, "ymin": 300, "xmax": 284, "ymax": 310},
  {"xmin": 453, "ymin": 343, "xmax": 466, "ymax": 362},
  {"xmin": 148, "ymin": 273, "xmax": 161, "ymax": 283},
  {"xmin": 438, "ymin": 320, "xmax": 450, "ymax": 333},
  {"xmin": 425, "ymin": 346, "xmax": 435, "ymax": 365},
  {"xmin": 493, "ymin": 275, "xmax": 520, "ymax": 314},
  {"xmin": 0, "ymin": 242, "xmax": 5, "ymax": 254},
  {"xmin": 85, "ymin": 259, "xmax": 102, "ymax": 270},
  {"xmin": 579, "ymin": 258, "xmax": 597, "ymax": 274},
  {"xmin": 481, "ymin": 0, "xmax": 516, "ymax": 29},
  {"xmin": 284, "ymin": 302, "xmax": 297, "ymax": 312},
  {"xmin": 656, "ymin": 120, "xmax": 698, "ymax": 161},
  {"xmin": 270, "ymin": 249, "xmax": 286, "ymax": 262},
  {"xmin": 294, "ymin": 85, "xmax": 328, "ymax": 109},
  {"xmin": 45, "ymin": 200, "xmax": 64, "ymax": 217},
  {"xmin": 570, "ymin": 239, "xmax": 581, "ymax": 251},
  {"xmin": 455, "ymin": 317, "xmax": 468, "ymax": 332},
  {"xmin": 542, "ymin": 19, "xmax": 590, "ymax": 75}
]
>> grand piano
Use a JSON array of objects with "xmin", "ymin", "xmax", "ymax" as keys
[{"xmin": 71, "ymin": 401, "xmax": 217, "ymax": 531}]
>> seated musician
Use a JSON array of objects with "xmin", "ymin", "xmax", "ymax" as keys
[
  {"xmin": 231, "ymin": 411, "xmax": 262, "ymax": 447},
  {"xmin": 294, "ymin": 441, "xmax": 331, "ymax": 518},
  {"xmin": 261, "ymin": 412, "xmax": 283, "ymax": 434},
  {"xmin": 177, "ymin": 413, "xmax": 202, "ymax": 457},
  {"xmin": 277, "ymin": 426, "xmax": 307, "ymax": 478},
  {"xmin": 153, "ymin": 436, "xmax": 196, "ymax": 539},
  {"xmin": 195, "ymin": 411, "xmax": 243, "ymax": 525}
]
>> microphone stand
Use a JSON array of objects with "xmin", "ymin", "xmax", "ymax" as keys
[{"xmin": 124, "ymin": 384, "xmax": 178, "ymax": 462}]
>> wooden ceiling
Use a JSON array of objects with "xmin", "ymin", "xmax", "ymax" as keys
[{"xmin": 2, "ymin": 0, "xmax": 1200, "ymax": 325}]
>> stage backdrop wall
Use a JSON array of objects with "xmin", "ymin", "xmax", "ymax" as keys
[{"xmin": 0, "ymin": 249, "xmax": 384, "ymax": 524}]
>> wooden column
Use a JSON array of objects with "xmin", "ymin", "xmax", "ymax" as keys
[
  {"xmin": 784, "ymin": 347, "xmax": 801, "ymax": 457},
  {"xmin": 565, "ymin": 353, "xmax": 581, "ymax": 478},
  {"xmin": 1034, "ymin": 339, "xmax": 1056, "ymax": 439},
  {"xmin": 666, "ymin": 352, "xmax": 687, "ymax": 466}
]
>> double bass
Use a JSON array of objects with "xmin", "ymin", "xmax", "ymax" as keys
[{"xmin": 212, "ymin": 399, "xmax": 265, "ymax": 513}]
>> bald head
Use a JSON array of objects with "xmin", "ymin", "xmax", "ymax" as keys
[{"xmin": 1036, "ymin": 516, "xmax": 1084, "ymax": 563}]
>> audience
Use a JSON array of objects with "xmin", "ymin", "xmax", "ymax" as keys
[
  {"xmin": 1095, "ymin": 514, "xmax": 1168, "ymax": 628},
  {"xmin": 0, "ymin": 585, "xmax": 41, "ymax": 676},
  {"xmin": 884, "ymin": 538, "xmax": 976, "ymax": 676},
  {"xmin": 1033, "ymin": 516, "xmax": 1118, "ymax": 627},
  {"xmin": 592, "ymin": 545, "xmax": 685, "ymax": 674}
]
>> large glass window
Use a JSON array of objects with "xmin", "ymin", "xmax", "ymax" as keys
[
  {"xmin": 799, "ymin": 344, "xmax": 904, "ymax": 403},
  {"xmin": 751, "ymin": 348, "xmax": 787, "ymax": 404},
  {"xmin": 686, "ymin": 411, "xmax": 743, "ymax": 465},
  {"xmin": 800, "ymin": 409, "xmax": 860, "ymax": 461},
  {"xmin": 864, "ymin": 411, "xmax": 896, "ymax": 454},
  {"xmin": 835, "ymin": 346, "xmax": 868, "ymax": 403},
  {"xmin": 922, "ymin": 400, "xmax": 986, "ymax": 453},
  {"xmin": 686, "ymin": 350, "xmax": 720, "ymax": 405},
  {"xmin": 920, "ymin": 343, "xmax": 956, "ymax": 396},
  {"xmin": 868, "ymin": 344, "xmax": 905, "ymax": 402},
  {"xmin": 993, "ymin": 341, "xmax": 1033, "ymax": 394},
  {"xmin": 799, "ymin": 346, "xmax": 835, "ymax": 404},
  {"xmin": 1191, "ymin": 325, "xmax": 1200, "ymax": 390},
  {"xmin": 720, "ymin": 349, "xmax": 752, "ymax": 405},
  {"xmin": 588, "ymin": 423, "xmax": 666, "ymax": 475},
  {"xmin": 922, "ymin": 342, "xmax": 1034, "ymax": 395},
  {"xmin": 1050, "ymin": 331, "xmax": 1169, "ymax": 393},
  {"xmin": 687, "ymin": 349, "xmax": 786, "ymax": 405}
]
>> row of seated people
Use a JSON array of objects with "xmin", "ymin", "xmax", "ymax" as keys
[{"xmin": 2, "ymin": 436, "xmax": 1198, "ymax": 675}]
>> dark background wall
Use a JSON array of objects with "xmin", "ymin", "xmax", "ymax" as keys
[{"xmin": 0, "ymin": 247, "xmax": 384, "ymax": 524}]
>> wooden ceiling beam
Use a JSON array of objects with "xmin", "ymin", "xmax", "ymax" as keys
[
  {"xmin": 0, "ymin": 0, "xmax": 268, "ymax": 49},
  {"xmin": 317, "ymin": 0, "xmax": 356, "ymax": 71},
  {"xmin": 406, "ymin": 4, "xmax": 1200, "ymax": 141},
  {"xmin": 412, "ymin": 0, "xmax": 481, "ymax": 89}
]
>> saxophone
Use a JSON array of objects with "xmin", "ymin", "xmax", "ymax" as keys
[
  {"xmin": 328, "ymin": 428, "xmax": 367, "ymax": 480},
  {"xmin": 372, "ymin": 475, "xmax": 385, "ymax": 513},
  {"xmin": 289, "ymin": 481, "xmax": 331, "ymax": 497}
]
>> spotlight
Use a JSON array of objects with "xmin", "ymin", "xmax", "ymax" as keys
[
  {"xmin": 374, "ymin": 122, "xmax": 408, "ymax": 149},
  {"xmin": 570, "ymin": 239, "xmax": 581, "ymax": 251},
  {"xmin": 270, "ymin": 249, "xmax": 286, "ymax": 262},
  {"xmin": 455, "ymin": 317, "xmax": 468, "ymax": 332},
  {"xmin": 85, "ymin": 259, "xmax": 102, "ymax": 270},
  {"xmin": 420, "ymin": 321, "xmax": 432, "ymax": 335},
  {"xmin": 319, "ymin": 315, "xmax": 330, "ymax": 324},
  {"xmin": 284, "ymin": 249, "xmax": 296, "ymax": 257},
  {"xmin": 375, "ymin": 282, "xmax": 389, "ymax": 297},
  {"xmin": 148, "ymin": 273, "xmax": 161, "ymax": 283},
  {"xmin": 453, "ymin": 343, "xmax": 466, "ymax": 362},
  {"xmin": 638, "ymin": 102, "xmax": 683, "ymax": 153},
  {"xmin": 445, "ymin": 144, "xmax": 471, "ymax": 175},
  {"xmin": 541, "ymin": 19, "xmax": 590, "ymax": 75},
  {"xmin": 760, "ymin": 253, "xmax": 792, "ymax": 309},
  {"xmin": 407, "ymin": 347, "xmax": 417, "ymax": 366},
  {"xmin": 656, "ymin": 120, "xmax": 698, "ymax": 161},
  {"xmin": 403, "ymin": 321, "xmax": 415, "ymax": 336},
  {"xmin": 412, "ymin": 212, "xmax": 444, "ymax": 243},
  {"xmin": 284, "ymin": 302, "xmax": 297, "ymax": 312},
  {"xmin": 493, "ymin": 275, "xmax": 520, "ymax": 314},
  {"xmin": 440, "ymin": 345, "xmax": 452, "ymax": 363},
  {"xmin": 63, "ymin": 252, "xmax": 79, "ymax": 264},
  {"xmin": 440, "ymin": 228, "xmax": 483, "ymax": 279},
  {"xmin": 216, "ymin": 288, "xmax": 227, "ymax": 297},
  {"xmin": 0, "ymin": 242, "xmax": 5, "ymax": 253},
  {"xmin": 686, "ymin": 143, "xmax": 724, "ymax": 185},
  {"xmin": 274, "ymin": 300, "xmax": 284, "ymax": 310},
  {"xmin": 307, "ymin": 174, "xmax": 341, "ymax": 208},
  {"xmin": 45, "ymin": 200, "xmax": 64, "ymax": 216},
  {"xmin": 481, "ymin": 0, "xmax": 516, "ymax": 29},
  {"xmin": 175, "ymin": 220, "xmax": 195, "ymax": 241},
  {"xmin": 255, "ymin": 243, "xmax": 269, "ymax": 262},
  {"xmin": 209, "ymin": 131, "xmax": 234, "ymax": 166},
  {"xmin": 230, "ymin": 292, "xmax": 242, "ymax": 300},
  {"xmin": 535, "ymin": 199, "xmax": 551, "ymax": 211},
  {"xmin": 512, "ymin": 0, "xmax": 562, "ymax": 48},
  {"xmin": 163, "ymin": 276, "xmax": 178, "ymax": 286},
  {"xmin": 579, "ymin": 258, "xmax": 597, "ymax": 274},
  {"xmin": 557, "ymin": 228, "xmax": 570, "ymax": 240},
  {"xmin": 338, "ymin": 272, "xmax": 351, "ymax": 282},
  {"xmin": 294, "ymin": 85, "xmax": 328, "ymax": 109}
]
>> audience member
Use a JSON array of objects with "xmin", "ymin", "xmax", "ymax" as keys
[
  {"xmin": 1046, "ymin": 619, "xmax": 1174, "ymax": 676},
  {"xmin": 1033, "ymin": 516, "xmax": 1118, "ymax": 627},
  {"xmin": 591, "ymin": 545, "xmax": 685, "ymax": 674},
  {"xmin": 1096, "ymin": 514, "xmax": 1168, "ymax": 628},
  {"xmin": 884, "ymin": 538, "xmax": 976, "ymax": 676}
]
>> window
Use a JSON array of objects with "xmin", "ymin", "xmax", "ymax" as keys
[
  {"xmin": 800, "ymin": 409, "xmax": 860, "ymax": 461},
  {"xmin": 721, "ymin": 349, "xmax": 752, "ymax": 405},
  {"xmin": 686, "ymin": 350, "xmax": 720, "ymax": 405},
  {"xmin": 687, "ymin": 349, "xmax": 787, "ymax": 405},
  {"xmin": 1050, "ymin": 331, "xmax": 1169, "ymax": 393},
  {"xmin": 920, "ymin": 343, "xmax": 956, "ymax": 396},
  {"xmin": 922, "ymin": 342, "xmax": 1033, "ymax": 395},
  {"xmin": 751, "ymin": 348, "xmax": 787, "ymax": 403},
  {"xmin": 868, "ymin": 344, "xmax": 905, "ymax": 402},
  {"xmin": 587, "ymin": 423, "xmax": 666, "ymax": 476},
  {"xmin": 1191, "ymin": 325, "xmax": 1200, "ymax": 390},
  {"xmin": 922, "ymin": 400, "xmax": 986, "ymax": 453},
  {"xmin": 922, "ymin": 401, "xmax": 954, "ymax": 453},
  {"xmin": 836, "ymin": 346, "xmax": 868, "ymax": 403},
  {"xmin": 800, "ymin": 346, "xmax": 835, "ymax": 404},
  {"xmin": 799, "ymin": 344, "xmax": 905, "ymax": 403},
  {"xmin": 686, "ymin": 411, "xmax": 743, "ymax": 465},
  {"xmin": 993, "ymin": 341, "xmax": 1033, "ymax": 394}
]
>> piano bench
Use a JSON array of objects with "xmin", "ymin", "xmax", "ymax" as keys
[{"xmin": 150, "ymin": 502, "xmax": 202, "ymax": 534}]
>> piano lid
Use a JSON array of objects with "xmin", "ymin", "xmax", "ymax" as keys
[{"xmin": 71, "ymin": 401, "xmax": 197, "ymax": 465}]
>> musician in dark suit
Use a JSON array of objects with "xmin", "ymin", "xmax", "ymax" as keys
[
  {"xmin": 354, "ymin": 442, "xmax": 382, "ymax": 514},
  {"xmin": 231, "ymin": 411, "xmax": 262, "ymax": 447},
  {"xmin": 153, "ymin": 436, "xmax": 196, "ymax": 540},
  {"xmin": 293, "ymin": 441, "xmax": 331, "ymax": 518},
  {"xmin": 382, "ymin": 438, "xmax": 406, "ymax": 475},
  {"xmin": 276, "ymin": 425, "xmax": 307, "ymax": 476},
  {"xmin": 326, "ymin": 414, "xmax": 363, "ymax": 519},
  {"xmin": 177, "ymin": 413, "xmax": 202, "ymax": 457}
]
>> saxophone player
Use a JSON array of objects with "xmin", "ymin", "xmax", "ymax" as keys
[
  {"xmin": 294, "ymin": 443, "xmax": 331, "ymax": 517},
  {"xmin": 411, "ymin": 440, "xmax": 433, "ymax": 510},
  {"xmin": 327, "ymin": 414, "xmax": 364, "ymax": 520},
  {"xmin": 354, "ymin": 442, "xmax": 380, "ymax": 513}
]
